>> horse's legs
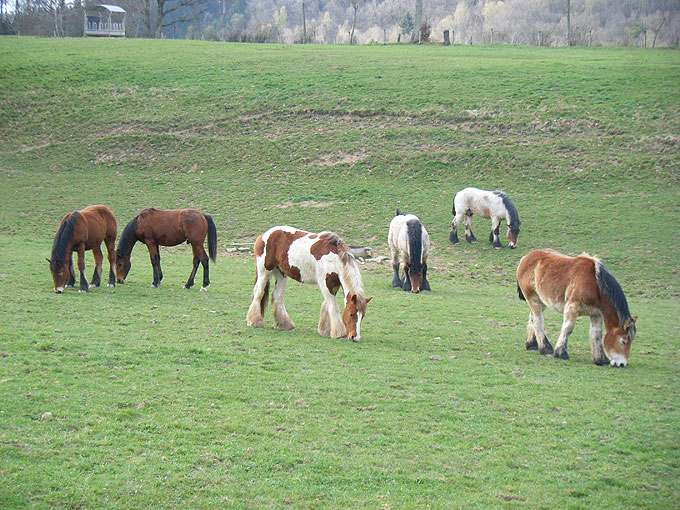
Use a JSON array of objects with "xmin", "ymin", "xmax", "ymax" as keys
[
  {"xmin": 489, "ymin": 217, "xmax": 501, "ymax": 249},
  {"xmin": 66, "ymin": 253, "xmax": 76, "ymax": 288},
  {"xmin": 589, "ymin": 315, "xmax": 609, "ymax": 365},
  {"xmin": 553, "ymin": 304, "xmax": 577, "ymax": 360},
  {"xmin": 420, "ymin": 263, "xmax": 431, "ymax": 291},
  {"xmin": 318, "ymin": 298, "xmax": 331, "ymax": 337},
  {"xmin": 390, "ymin": 245, "xmax": 402, "ymax": 288},
  {"xmin": 90, "ymin": 245, "xmax": 103, "ymax": 288},
  {"xmin": 527, "ymin": 300, "xmax": 553, "ymax": 355},
  {"xmin": 525, "ymin": 311, "xmax": 539, "ymax": 350},
  {"xmin": 318, "ymin": 285, "xmax": 344, "ymax": 338},
  {"xmin": 449, "ymin": 213, "xmax": 463, "ymax": 244},
  {"xmin": 104, "ymin": 236, "xmax": 116, "ymax": 287},
  {"xmin": 271, "ymin": 268, "xmax": 294, "ymax": 330},
  {"xmin": 184, "ymin": 255, "xmax": 200, "ymax": 289},
  {"xmin": 76, "ymin": 246, "xmax": 89, "ymax": 292},
  {"xmin": 401, "ymin": 265, "xmax": 412, "ymax": 292},
  {"xmin": 463, "ymin": 214, "xmax": 477, "ymax": 243},
  {"xmin": 246, "ymin": 263, "xmax": 272, "ymax": 328},
  {"xmin": 146, "ymin": 242, "xmax": 162, "ymax": 287},
  {"xmin": 185, "ymin": 243, "xmax": 210, "ymax": 291}
]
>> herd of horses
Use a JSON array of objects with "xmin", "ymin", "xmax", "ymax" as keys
[{"xmin": 48, "ymin": 187, "xmax": 637, "ymax": 367}]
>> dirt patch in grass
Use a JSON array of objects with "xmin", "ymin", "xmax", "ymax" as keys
[{"xmin": 314, "ymin": 151, "xmax": 368, "ymax": 167}]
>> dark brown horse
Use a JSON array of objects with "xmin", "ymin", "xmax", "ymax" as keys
[
  {"xmin": 517, "ymin": 249, "xmax": 636, "ymax": 367},
  {"xmin": 115, "ymin": 208, "xmax": 217, "ymax": 290},
  {"xmin": 47, "ymin": 205, "xmax": 117, "ymax": 293}
]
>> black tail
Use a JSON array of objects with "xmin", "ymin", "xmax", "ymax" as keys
[
  {"xmin": 517, "ymin": 281, "xmax": 526, "ymax": 301},
  {"xmin": 452, "ymin": 193, "xmax": 457, "ymax": 216},
  {"xmin": 406, "ymin": 219, "xmax": 422, "ymax": 276},
  {"xmin": 205, "ymin": 214, "xmax": 217, "ymax": 262}
]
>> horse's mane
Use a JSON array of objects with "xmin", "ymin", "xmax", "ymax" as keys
[
  {"xmin": 50, "ymin": 211, "xmax": 79, "ymax": 269},
  {"xmin": 319, "ymin": 232, "xmax": 354, "ymax": 266},
  {"xmin": 493, "ymin": 190, "xmax": 520, "ymax": 233},
  {"xmin": 406, "ymin": 218, "xmax": 423, "ymax": 276},
  {"xmin": 117, "ymin": 215, "xmax": 139, "ymax": 256},
  {"xmin": 595, "ymin": 261, "xmax": 636, "ymax": 340},
  {"xmin": 319, "ymin": 232, "xmax": 364, "ymax": 296}
]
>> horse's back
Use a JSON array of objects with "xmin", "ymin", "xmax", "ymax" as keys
[{"xmin": 73, "ymin": 205, "xmax": 117, "ymax": 246}]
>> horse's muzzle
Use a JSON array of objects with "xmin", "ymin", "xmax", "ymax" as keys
[
  {"xmin": 54, "ymin": 287, "xmax": 64, "ymax": 294},
  {"xmin": 610, "ymin": 356, "xmax": 627, "ymax": 368}
]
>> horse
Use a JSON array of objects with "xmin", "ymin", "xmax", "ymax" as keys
[
  {"xmin": 388, "ymin": 211, "xmax": 431, "ymax": 293},
  {"xmin": 115, "ymin": 208, "xmax": 217, "ymax": 290},
  {"xmin": 47, "ymin": 205, "xmax": 117, "ymax": 293},
  {"xmin": 516, "ymin": 249, "xmax": 637, "ymax": 367},
  {"xmin": 246, "ymin": 226, "xmax": 372, "ymax": 341},
  {"xmin": 449, "ymin": 187, "xmax": 520, "ymax": 249}
]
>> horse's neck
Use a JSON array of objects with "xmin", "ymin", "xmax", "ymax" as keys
[
  {"xmin": 599, "ymin": 295, "xmax": 620, "ymax": 331},
  {"xmin": 339, "ymin": 260, "xmax": 364, "ymax": 299},
  {"xmin": 124, "ymin": 237, "xmax": 138, "ymax": 257}
]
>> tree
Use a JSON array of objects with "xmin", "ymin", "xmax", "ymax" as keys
[
  {"xmin": 349, "ymin": 0, "xmax": 360, "ymax": 44},
  {"xmin": 301, "ymin": 0, "xmax": 306, "ymax": 43},
  {"xmin": 152, "ymin": 0, "xmax": 208, "ymax": 38},
  {"xmin": 399, "ymin": 12, "xmax": 414, "ymax": 37},
  {"xmin": 411, "ymin": 0, "xmax": 422, "ymax": 42}
]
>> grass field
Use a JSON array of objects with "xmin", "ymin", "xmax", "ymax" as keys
[{"xmin": 0, "ymin": 37, "xmax": 679, "ymax": 508}]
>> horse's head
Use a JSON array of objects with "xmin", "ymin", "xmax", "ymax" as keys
[
  {"xmin": 407, "ymin": 265, "xmax": 424, "ymax": 293},
  {"xmin": 47, "ymin": 258, "xmax": 67, "ymax": 293},
  {"xmin": 507, "ymin": 225, "xmax": 520, "ymax": 249},
  {"xmin": 114, "ymin": 249, "xmax": 131, "ymax": 283},
  {"xmin": 343, "ymin": 294, "xmax": 372, "ymax": 341},
  {"xmin": 603, "ymin": 316, "xmax": 637, "ymax": 367}
]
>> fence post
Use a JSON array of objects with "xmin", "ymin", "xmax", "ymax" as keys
[
  {"xmin": 444, "ymin": 30, "xmax": 450, "ymax": 45},
  {"xmin": 490, "ymin": 28, "xmax": 493, "ymax": 45}
]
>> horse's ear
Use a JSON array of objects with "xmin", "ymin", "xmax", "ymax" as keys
[
  {"xmin": 46, "ymin": 258, "xmax": 51, "ymax": 263},
  {"xmin": 365, "ymin": 297, "xmax": 373, "ymax": 304},
  {"xmin": 624, "ymin": 317, "xmax": 637, "ymax": 330},
  {"xmin": 351, "ymin": 294, "xmax": 357, "ymax": 304}
]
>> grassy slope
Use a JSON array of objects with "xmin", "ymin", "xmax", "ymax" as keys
[{"xmin": 0, "ymin": 38, "xmax": 678, "ymax": 508}]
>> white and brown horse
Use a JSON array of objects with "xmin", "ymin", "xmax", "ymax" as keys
[
  {"xmin": 388, "ymin": 212, "xmax": 431, "ymax": 293},
  {"xmin": 517, "ymin": 249, "xmax": 637, "ymax": 367},
  {"xmin": 246, "ymin": 226, "xmax": 371, "ymax": 341},
  {"xmin": 449, "ymin": 187, "xmax": 520, "ymax": 249}
]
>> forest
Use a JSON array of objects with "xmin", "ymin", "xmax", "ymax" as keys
[{"xmin": 2, "ymin": 0, "xmax": 679, "ymax": 47}]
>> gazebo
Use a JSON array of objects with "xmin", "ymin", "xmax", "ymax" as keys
[{"xmin": 84, "ymin": 4, "xmax": 126, "ymax": 37}]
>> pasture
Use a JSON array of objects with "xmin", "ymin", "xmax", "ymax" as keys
[{"xmin": 1, "ymin": 37, "xmax": 679, "ymax": 508}]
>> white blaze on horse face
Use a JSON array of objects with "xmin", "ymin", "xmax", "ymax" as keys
[{"xmin": 354, "ymin": 311, "xmax": 363, "ymax": 341}]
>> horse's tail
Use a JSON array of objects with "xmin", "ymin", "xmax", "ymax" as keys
[
  {"xmin": 406, "ymin": 219, "xmax": 422, "ymax": 275},
  {"xmin": 204, "ymin": 214, "xmax": 217, "ymax": 262},
  {"xmin": 517, "ymin": 281, "xmax": 526, "ymax": 301},
  {"xmin": 452, "ymin": 193, "xmax": 457, "ymax": 216}
]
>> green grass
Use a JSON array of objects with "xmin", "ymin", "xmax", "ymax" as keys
[{"xmin": 0, "ymin": 37, "xmax": 679, "ymax": 508}]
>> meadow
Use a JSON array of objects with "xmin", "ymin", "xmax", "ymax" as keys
[{"xmin": 0, "ymin": 37, "xmax": 679, "ymax": 508}]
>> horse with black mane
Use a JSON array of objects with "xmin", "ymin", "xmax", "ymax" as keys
[
  {"xmin": 115, "ymin": 208, "xmax": 217, "ymax": 290},
  {"xmin": 517, "ymin": 249, "xmax": 637, "ymax": 367},
  {"xmin": 246, "ymin": 226, "xmax": 371, "ymax": 341},
  {"xmin": 388, "ymin": 211, "xmax": 431, "ymax": 293},
  {"xmin": 449, "ymin": 187, "xmax": 520, "ymax": 249},
  {"xmin": 47, "ymin": 205, "xmax": 117, "ymax": 293}
]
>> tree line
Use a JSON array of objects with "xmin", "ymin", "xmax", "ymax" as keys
[{"xmin": 2, "ymin": 0, "xmax": 678, "ymax": 47}]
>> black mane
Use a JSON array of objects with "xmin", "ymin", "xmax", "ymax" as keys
[
  {"xmin": 117, "ymin": 215, "xmax": 139, "ymax": 257},
  {"xmin": 493, "ymin": 190, "xmax": 520, "ymax": 233},
  {"xmin": 406, "ymin": 218, "xmax": 423, "ymax": 276},
  {"xmin": 596, "ymin": 261, "xmax": 636, "ymax": 339},
  {"xmin": 50, "ymin": 211, "xmax": 79, "ymax": 270}
]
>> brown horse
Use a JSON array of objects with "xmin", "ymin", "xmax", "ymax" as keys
[
  {"xmin": 47, "ymin": 205, "xmax": 117, "ymax": 293},
  {"xmin": 246, "ymin": 226, "xmax": 371, "ymax": 341},
  {"xmin": 517, "ymin": 249, "xmax": 637, "ymax": 367},
  {"xmin": 115, "ymin": 208, "xmax": 217, "ymax": 290}
]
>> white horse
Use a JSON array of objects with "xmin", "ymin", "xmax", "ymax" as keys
[
  {"xmin": 246, "ymin": 226, "xmax": 371, "ymax": 341},
  {"xmin": 388, "ymin": 212, "xmax": 431, "ymax": 293},
  {"xmin": 449, "ymin": 187, "xmax": 520, "ymax": 249}
]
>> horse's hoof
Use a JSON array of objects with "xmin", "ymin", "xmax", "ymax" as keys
[
  {"xmin": 150, "ymin": 284, "xmax": 158, "ymax": 288},
  {"xmin": 553, "ymin": 350, "xmax": 569, "ymax": 360},
  {"xmin": 200, "ymin": 287, "xmax": 208, "ymax": 292},
  {"xmin": 89, "ymin": 284, "xmax": 96, "ymax": 288},
  {"xmin": 107, "ymin": 283, "xmax": 114, "ymax": 288},
  {"xmin": 494, "ymin": 246, "xmax": 502, "ymax": 250},
  {"xmin": 78, "ymin": 289, "xmax": 87, "ymax": 293}
]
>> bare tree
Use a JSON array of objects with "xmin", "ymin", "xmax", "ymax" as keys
[
  {"xmin": 411, "ymin": 0, "xmax": 421, "ymax": 42},
  {"xmin": 302, "ymin": 0, "xmax": 306, "ymax": 43},
  {"xmin": 350, "ymin": 0, "xmax": 359, "ymax": 44},
  {"xmin": 152, "ymin": 0, "xmax": 207, "ymax": 38},
  {"xmin": 567, "ymin": 0, "xmax": 571, "ymax": 46}
]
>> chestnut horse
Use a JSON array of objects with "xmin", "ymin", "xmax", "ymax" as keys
[
  {"xmin": 115, "ymin": 208, "xmax": 217, "ymax": 290},
  {"xmin": 246, "ymin": 226, "xmax": 371, "ymax": 341},
  {"xmin": 449, "ymin": 187, "xmax": 520, "ymax": 249},
  {"xmin": 47, "ymin": 205, "xmax": 117, "ymax": 293},
  {"xmin": 388, "ymin": 211, "xmax": 431, "ymax": 293},
  {"xmin": 517, "ymin": 249, "xmax": 637, "ymax": 367}
]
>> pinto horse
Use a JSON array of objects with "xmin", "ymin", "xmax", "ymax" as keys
[
  {"xmin": 246, "ymin": 226, "xmax": 371, "ymax": 341},
  {"xmin": 115, "ymin": 208, "xmax": 217, "ymax": 290},
  {"xmin": 388, "ymin": 211, "xmax": 431, "ymax": 293},
  {"xmin": 47, "ymin": 205, "xmax": 117, "ymax": 293},
  {"xmin": 449, "ymin": 187, "xmax": 520, "ymax": 249},
  {"xmin": 517, "ymin": 249, "xmax": 637, "ymax": 367}
]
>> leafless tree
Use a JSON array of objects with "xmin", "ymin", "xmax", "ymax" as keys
[
  {"xmin": 350, "ymin": 0, "xmax": 359, "ymax": 44},
  {"xmin": 152, "ymin": 0, "xmax": 207, "ymax": 38},
  {"xmin": 411, "ymin": 0, "xmax": 421, "ymax": 42}
]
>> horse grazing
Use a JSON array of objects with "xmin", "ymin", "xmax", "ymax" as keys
[
  {"xmin": 449, "ymin": 187, "xmax": 520, "ymax": 249},
  {"xmin": 115, "ymin": 208, "xmax": 217, "ymax": 290},
  {"xmin": 47, "ymin": 205, "xmax": 117, "ymax": 293},
  {"xmin": 517, "ymin": 249, "xmax": 637, "ymax": 367},
  {"xmin": 246, "ymin": 226, "xmax": 371, "ymax": 341},
  {"xmin": 388, "ymin": 211, "xmax": 431, "ymax": 293}
]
